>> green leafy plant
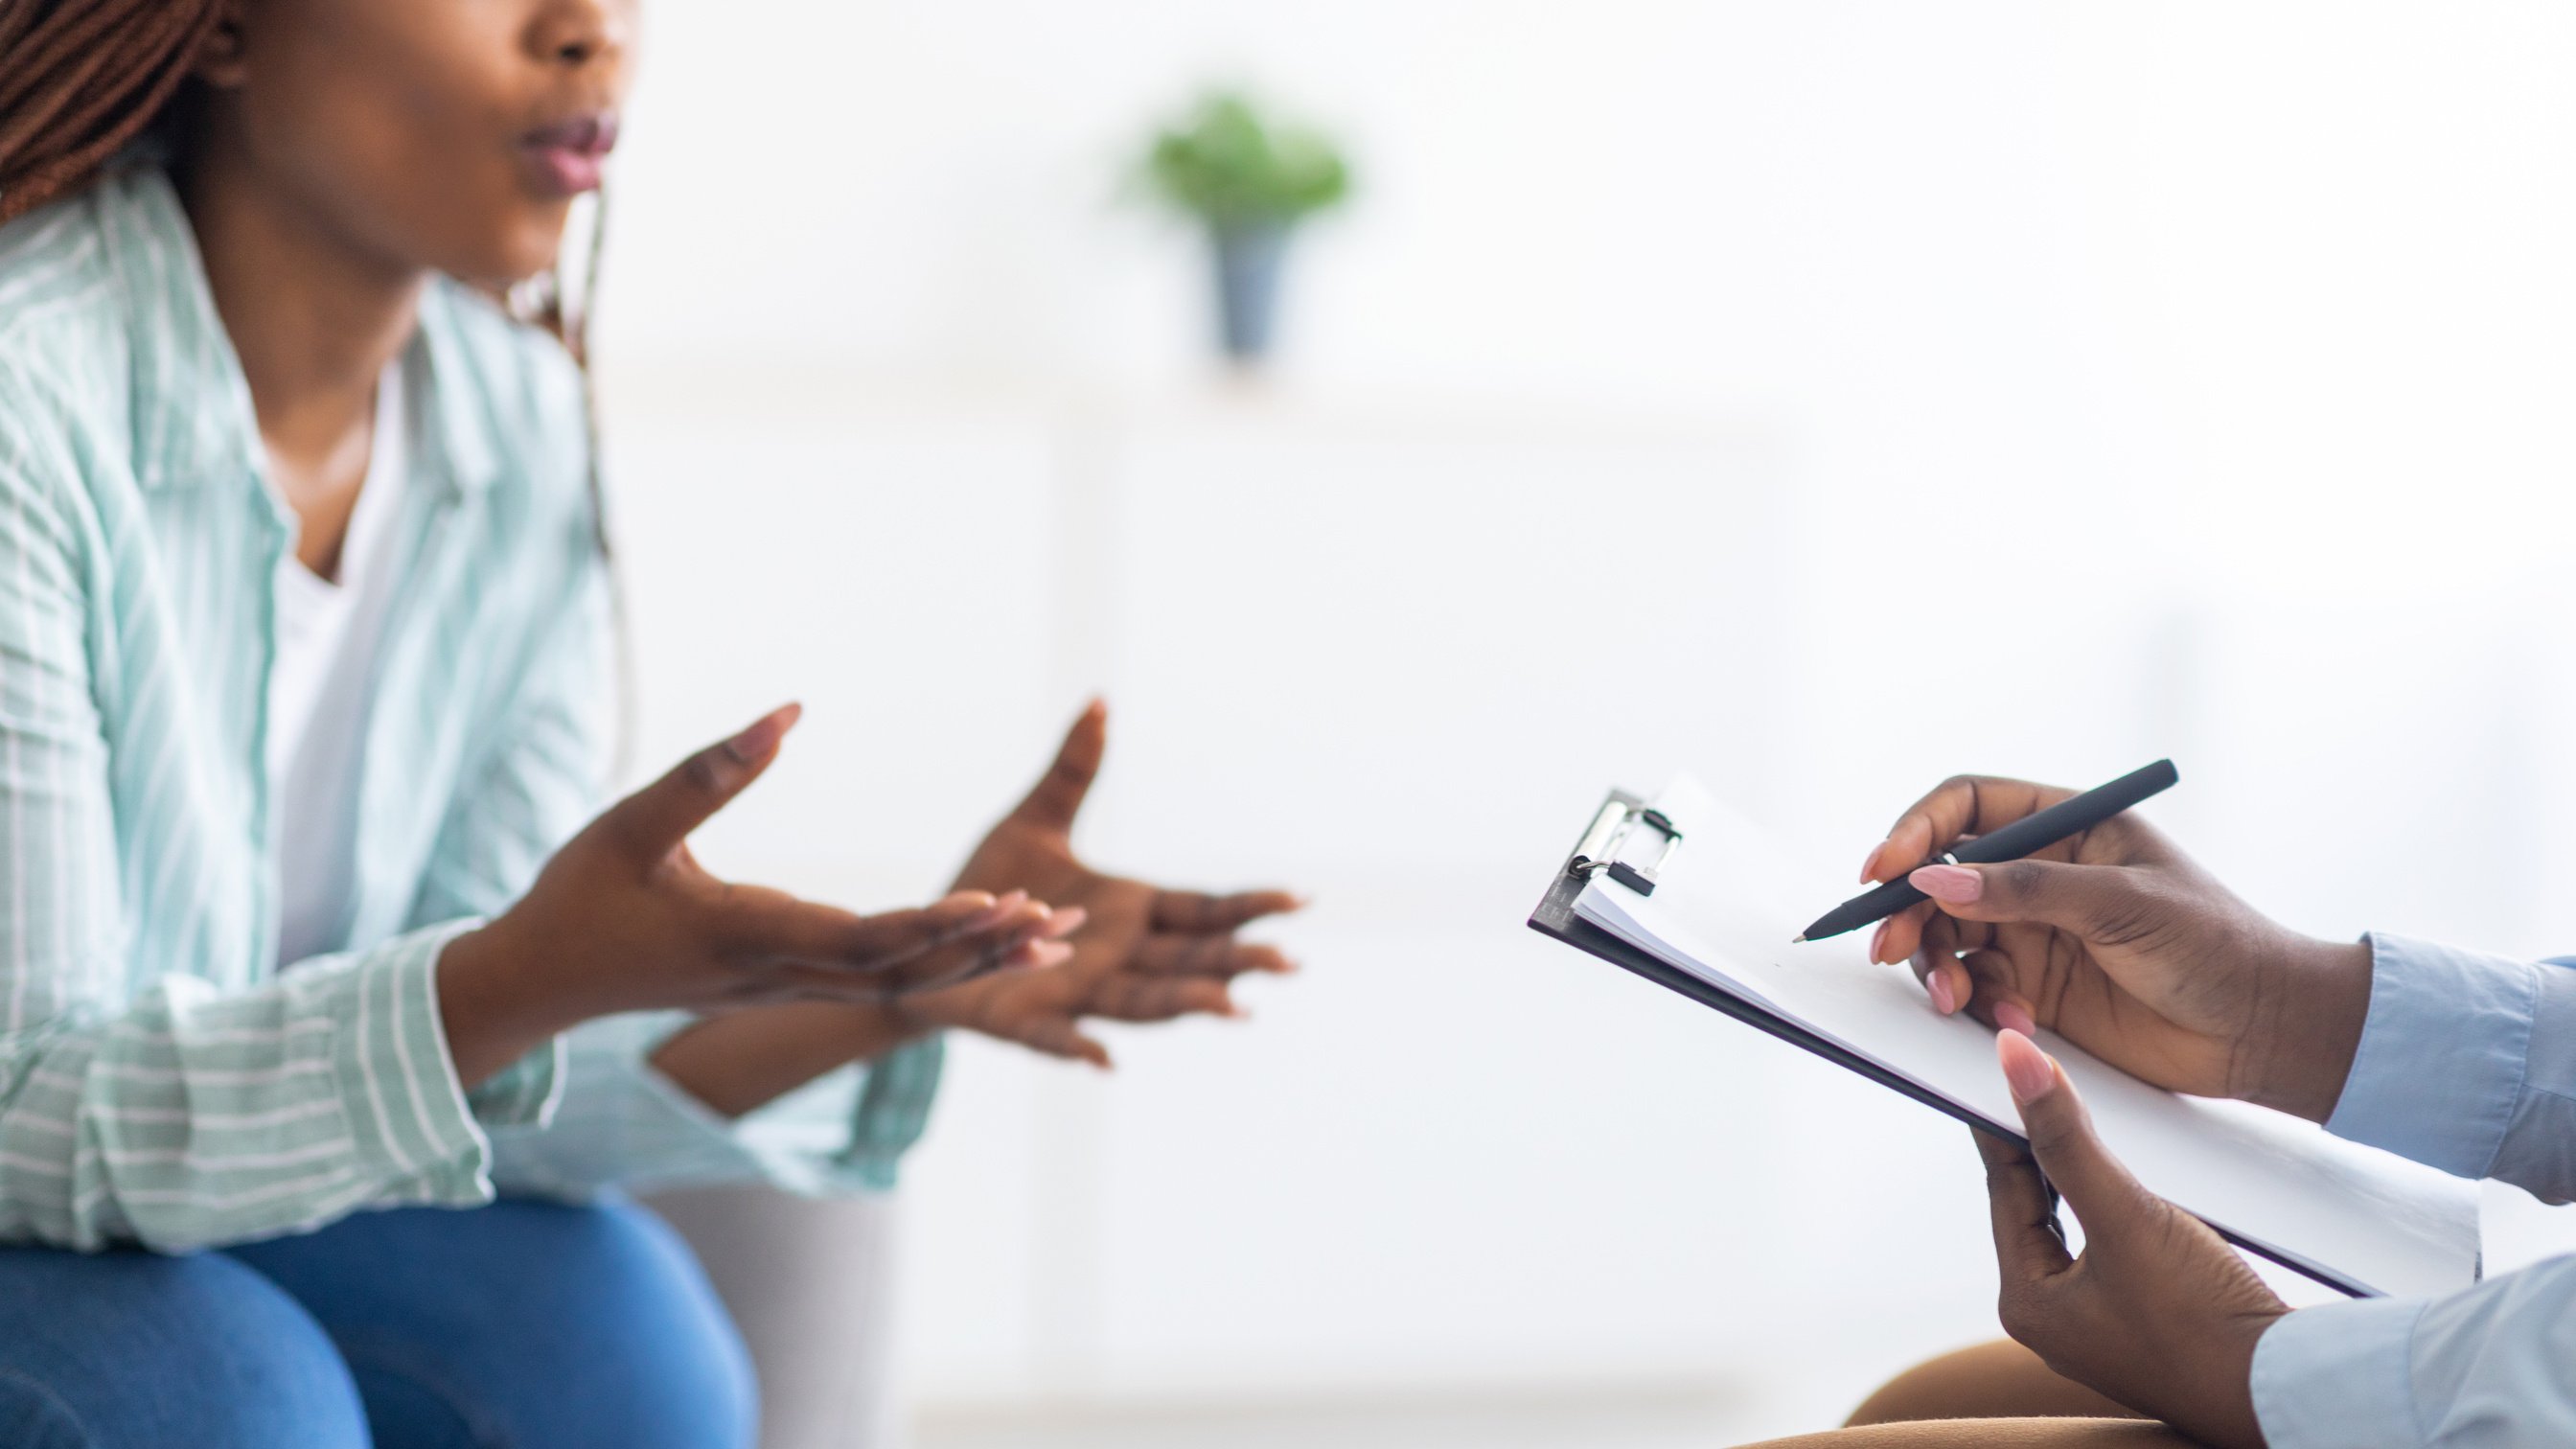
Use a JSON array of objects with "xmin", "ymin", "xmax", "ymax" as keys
[{"xmin": 1143, "ymin": 92, "xmax": 1351, "ymax": 233}]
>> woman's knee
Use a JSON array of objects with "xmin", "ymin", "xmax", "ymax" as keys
[
  {"xmin": 496, "ymin": 1197, "xmax": 758, "ymax": 1448},
  {"xmin": 1849, "ymin": 1340, "xmax": 2142, "ymax": 1426},
  {"xmin": 235, "ymin": 1196, "xmax": 756, "ymax": 1449},
  {"xmin": 0, "ymin": 1245, "xmax": 366, "ymax": 1448}
]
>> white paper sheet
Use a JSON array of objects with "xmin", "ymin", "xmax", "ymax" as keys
[{"xmin": 1572, "ymin": 775, "xmax": 2480, "ymax": 1300}]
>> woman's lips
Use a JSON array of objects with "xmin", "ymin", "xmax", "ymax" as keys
[{"xmin": 519, "ymin": 112, "xmax": 619, "ymax": 197}]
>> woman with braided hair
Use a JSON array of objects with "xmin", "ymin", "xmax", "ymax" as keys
[{"xmin": 0, "ymin": 2, "xmax": 1300, "ymax": 1444}]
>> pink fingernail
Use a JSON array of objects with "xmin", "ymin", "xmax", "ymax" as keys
[
  {"xmin": 1868, "ymin": 919, "xmax": 1892, "ymax": 963},
  {"xmin": 1999, "ymin": 1030, "xmax": 2056, "ymax": 1104},
  {"xmin": 1910, "ymin": 864, "xmax": 1982, "ymax": 904},
  {"xmin": 1044, "ymin": 907, "xmax": 1089, "ymax": 938},
  {"xmin": 1859, "ymin": 842, "xmax": 1885, "ymax": 884},
  {"xmin": 1994, "ymin": 1000, "xmax": 2038, "ymax": 1038},
  {"xmin": 724, "ymin": 703, "xmax": 800, "ymax": 762},
  {"xmin": 1926, "ymin": 971, "xmax": 1956, "ymax": 1015}
]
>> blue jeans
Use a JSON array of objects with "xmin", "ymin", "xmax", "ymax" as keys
[{"xmin": 0, "ymin": 1198, "xmax": 755, "ymax": 1448}]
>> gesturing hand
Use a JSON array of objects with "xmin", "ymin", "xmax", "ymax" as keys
[
  {"xmin": 1860, "ymin": 775, "xmax": 2371, "ymax": 1121},
  {"xmin": 440, "ymin": 705, "xmax": 1080, "ymax": 1084},
  {"xmin": 892, "ymin": 702, "xmax": 1302, "ymax": 1068},
  {"xmin": 1977, "ymin": 1029, "xmax": 2288, "ymax": 1449}
]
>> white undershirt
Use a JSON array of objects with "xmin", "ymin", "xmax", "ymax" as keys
[{"xmin": 268, "ymin": 360, "xmax": 408, "ymax": 967}]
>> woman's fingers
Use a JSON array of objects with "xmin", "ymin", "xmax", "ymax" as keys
[
  {"xmin": 1999, "ymin": 1029, "xmax": 2155, "ymax": 1232},
  {"xmin": 1016, "ymin": 1017, "xmax": 1115, "ymax": 1070},
  {"xmin": 699, "ymin": 883, "xmax": 974, "ymax": 966},
  {"xmin": 1133, "ymin": 933, "xmax": 1295, "ymax": 978},
  {"xmin": 1149, "ymin": 888, "xmax": 1302, "ymax": 933},
  {"xmin": 1092, "ymin": 975, "xmax": 1239, "ymax": 1024},
  {"xmin": 1899, "ymin": 911, "xmax": 2010, "ymax": 1018},
  {"xmin": 750, "ymin": 924, "xmax": 1073, "ymax": 1002},
  {"xmin": 1006, "ymin": 700, "xmax": 1108, "ymax": 836},
  {"xmin": 603, "ymin": 704, "xmax": 802, "ymax": 862},
  {"xmin": 1980, "ymin": 1028, "xmax": 2154, "ymax": 1314},
  {"xmin": 1874, "ymin": 898, "xmax": 1940, "ymax": 964},
  {"xmin": 749, "ymin": 887, "xmax": 1013, "ymax": 972},
  {"xmin": 1972, "ymin": 1123, "xmax": 2073, "ymax": 1284},
  {"xmin": 1909, "ymin": 858, "xmax": 2162, "ymax": 944},
  {"xmin": 1867, "ymin": 776, "xmax": 2077, "ymax": 884},
  {"xmin": 895, "ymin": 938, "xmax": 1075, "ymax": 998},
  {"xmin": 1897, "ymin": 913, "xmax": 2036, "ymax": 1025},
  {"xmin": 1908, "ymin": 912, "xmax": 1964, "ymax": 1013},
  {"xmin": 718, "ymin": 888, "xmax": 1084, "ymax": 996},
  {"xmin": 1957, "ymin": 949, "xmax": 2038, "ymax": 1032},
  {"xmin": 894, "ymin": 906, "xmax": 1087, "ymax": 995}
]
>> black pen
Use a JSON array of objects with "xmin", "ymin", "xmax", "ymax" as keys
[{"xmin": 1791, "ymin": 759, "xmax": 2180, "ymax": 945}]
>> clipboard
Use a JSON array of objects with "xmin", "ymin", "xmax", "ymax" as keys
[
  {"xmin": 1525, "ymin": 789, "xmax": 2409, "ymax": 1299},
  {"xmin": 1529, "ymin": 791, "xmax": 1998, "ymax": 1151}
]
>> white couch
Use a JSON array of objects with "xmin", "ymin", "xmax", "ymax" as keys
[{"xmin": 648, "ymin": 1185, "xmax": 903, "ymax": 1449}]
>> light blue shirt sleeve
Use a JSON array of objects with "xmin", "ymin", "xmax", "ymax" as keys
[{"xmin": 2252, "ymin": 933, "xmax": 2576, "ymax": 1447}]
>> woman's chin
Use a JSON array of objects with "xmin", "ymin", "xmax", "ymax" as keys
[{"xmin": 457, "ymin": 225, "xmax": 574, "ymax": 298}]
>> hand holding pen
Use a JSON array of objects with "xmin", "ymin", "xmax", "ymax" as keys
[
  {"xmin": 1797, "ymin": 761, "xmax": 2178, "ymax": 945},
  {"xmin": 1828, "ymin": 767, "xmax": 2372, "ymax": 1123}
]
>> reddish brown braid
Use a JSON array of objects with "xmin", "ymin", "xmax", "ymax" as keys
[{"xmin": 0, "ymin": 0, "xmax": 224, "ymax": 224}]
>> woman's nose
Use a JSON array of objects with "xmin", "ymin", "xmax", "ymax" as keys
[{"xmin": 527, "ymin": 0, "xmax": 634, "ymax": 71}]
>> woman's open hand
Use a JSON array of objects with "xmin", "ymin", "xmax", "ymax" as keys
[
  {"xmin": 1861, "ymin": 775, "xmax": 2368, "ymax": 1120},
  {"xmin": 1976, "ymin": 1029, "xmax": 2288, "ymax": 1449},
  {"xmin": 890, "ymin": 702, "xmax": 1301, "ymax": 1068},
  {"xmin": 438, "ymin": 704, "xmax": 1081, "ymax": 1084}
]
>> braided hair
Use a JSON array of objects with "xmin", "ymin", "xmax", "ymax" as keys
[{"xmin": 0, "ymin": 0, "xmax": 222, "ymax": 224}]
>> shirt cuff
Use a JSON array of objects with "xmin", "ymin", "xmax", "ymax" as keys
[
  {"xmin": 2325, "ymin": 932, "xmax": 2543, "ymax": 1178},
  {"xmin": 2252, "ymin": 1297, "xmax": 2429, "ymax": 1449},
  {"xmin": 838, "ymin": 1031, "xmax": 945, "ymax": 1190},
  {"xmin": 461, "ymin": 1039, "xmax": 564, "ymax": 1129},
  {"xmin": 332, "ymin": 922, "xmax": 510, "ymax": 1203},
  {"xmin": 486, "ymin": 1012, "xmax": 945, "ymax": 1201}
]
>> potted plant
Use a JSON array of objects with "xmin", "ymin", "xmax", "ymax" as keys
[{"xmin": 1141, "ymin": 91, "xmax": 1351, "ymax": 364}]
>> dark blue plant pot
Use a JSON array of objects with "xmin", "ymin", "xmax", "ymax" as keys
[{"xmin": 1211, "ymin": 222, "xmax": 1290, "ymax": 362}]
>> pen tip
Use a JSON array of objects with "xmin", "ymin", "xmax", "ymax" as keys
[{"xmin": 1789, "ymin": 934, "xmax": 1806, "ymax": 945}]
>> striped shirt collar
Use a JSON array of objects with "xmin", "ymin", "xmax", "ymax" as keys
[{"xmin": 100, "ymin": 162, "xmax": 504, "ymax": 501}]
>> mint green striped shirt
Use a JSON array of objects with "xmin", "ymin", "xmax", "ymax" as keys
[{"xmin": 0, "ymin": 162, "xmax": 941, "ymax": 1253}]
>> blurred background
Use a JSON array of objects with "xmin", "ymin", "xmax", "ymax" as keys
[{"xmin": 586, "ymin": 3, "xmax": 2576, "ymax": 1444}]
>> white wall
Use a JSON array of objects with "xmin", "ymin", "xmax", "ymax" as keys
[{"xmin": 590, "ymin": 0, "xmax": 2576, "ymax": 1434}]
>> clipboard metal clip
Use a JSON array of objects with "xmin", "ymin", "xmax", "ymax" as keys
[{"xmin": 1567, "ymin": 797, "xmax": 1683, "ymax": 896}]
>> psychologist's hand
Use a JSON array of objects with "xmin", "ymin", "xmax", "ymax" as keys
[
  {"xmin": 890, "ymin": 702, "xmax": 1302, "ymax": 1067},
  {"xmin": 1861, "ymin": 775, "xmax": 2368, "ymax": 1120},
  {"xmin": 1977, "ymin": 1028, "xmax": 2287, "ymax": 1449},
  {"xmin": 439, "ymin": 705, "xmax": 1080, "ymax": 1083}
]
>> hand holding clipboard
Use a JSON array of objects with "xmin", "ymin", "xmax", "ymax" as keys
[{"xmin": 1530, "ymin": 772, "xmax": 2474, "ymax": 1300}]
